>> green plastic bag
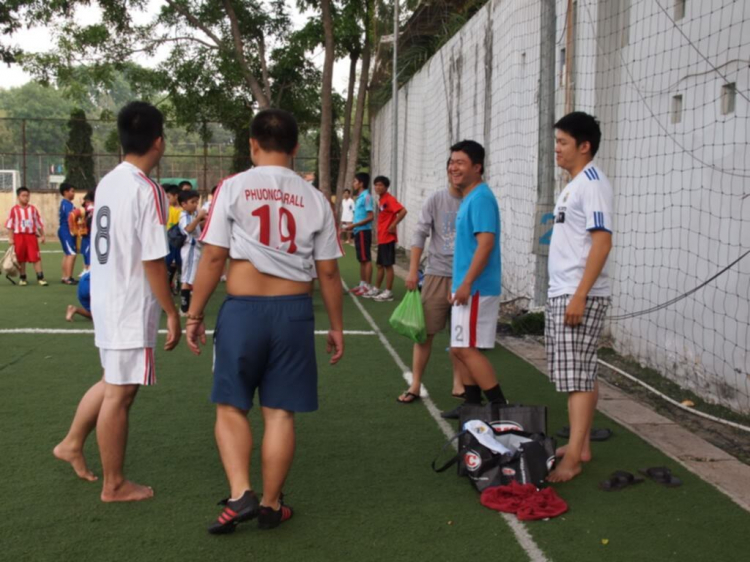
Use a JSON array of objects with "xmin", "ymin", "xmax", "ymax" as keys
[{"xmin": 389, "ymin": 290, "xmax": 427, "ymax": 343}]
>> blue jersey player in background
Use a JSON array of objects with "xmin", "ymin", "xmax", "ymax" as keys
[{"xmin": 58, "ymin": 182, "xmax": 78, "ymax": 285}]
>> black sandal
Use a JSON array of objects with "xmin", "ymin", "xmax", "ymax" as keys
[
  {"xmin": 397, "ymin": 391, "xmax": 421, "ymax": 404},
  {"xmin": 639, "ymin": 467, "xmax": 683, "ymax": 488},
  {"xmin": 599, "ymin": 470, "xmax": 644, "ymax": 491}
]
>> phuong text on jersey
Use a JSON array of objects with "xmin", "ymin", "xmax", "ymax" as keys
[{"xmin": 245, "ymin": 189, "xmax": 305, "ymax": 208}]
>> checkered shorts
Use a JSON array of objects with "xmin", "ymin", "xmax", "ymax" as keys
[{"xmin": 545, "ymin": 295, "xmax": 611, "ymax": 392}]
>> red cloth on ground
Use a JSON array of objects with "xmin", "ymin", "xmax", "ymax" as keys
[
  {"xmin": 516, "ymin": 487, "xmax": 568, "ymax": 521},
  {"xmin": 481, "ymin": 483, "xmax": 568, "ymax": 521},
  {"xmin": 480, "ymin": 481, "xmax": 537, "ymax": 513}
]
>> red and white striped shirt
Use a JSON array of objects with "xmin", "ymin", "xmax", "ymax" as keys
[{"xmin": 5, "ymin": 205, "xmax": 44, "ymax": 235}]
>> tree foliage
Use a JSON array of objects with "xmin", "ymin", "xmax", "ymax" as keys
[{"xmin": 64, "ymin": 108, "xmax": 96, "ymax": 191}]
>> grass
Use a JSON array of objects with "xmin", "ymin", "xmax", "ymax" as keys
[{"xmin": 1, "ymin": 243, "xmax": 749, "ymax": 561}]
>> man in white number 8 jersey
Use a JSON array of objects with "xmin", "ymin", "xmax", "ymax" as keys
[
  {"xmin": 53, "ymin": 102, "xmax": 181, "ymax": 503},
  {"xmin": 186, "ymin": 109, "xmax": 344, "ymax": 534}
]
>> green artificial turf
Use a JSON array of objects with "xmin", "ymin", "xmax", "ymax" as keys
[{"xmin": 1, "ymin": 245, "xmax": 749, "ymax": 561}]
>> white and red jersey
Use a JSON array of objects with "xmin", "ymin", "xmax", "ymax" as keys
[
  {"xmin": 200, "ymin": 165, "xmax": 342, "ymax": 282},
  {"xmin": 91, "ymin": 161, "xmax": 169, "ymax": 350},
  {"xmin": 5, "ymin": 205, "xmax": 44, "ymax": 235}
]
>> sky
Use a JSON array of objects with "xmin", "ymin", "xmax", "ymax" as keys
[{"xmin": 1, "ymin": 1, "xmax": 352, "ymax": 94}]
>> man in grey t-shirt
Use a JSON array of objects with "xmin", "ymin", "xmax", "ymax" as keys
[{"xmin": 398, "ymin": 169, "xmax": 464, "ymax": 404}]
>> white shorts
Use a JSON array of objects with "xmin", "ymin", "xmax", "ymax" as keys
[
  {"xmin": 450, "ymin": 293, "xmax": 501, "ymax": 349},
  {"xmin": 180, "ymin": 244, "xmax": 202, "ymax": 285},
  {"xmin": 100, "ymin": 348, "xmax": 157, "ymax": 386}
]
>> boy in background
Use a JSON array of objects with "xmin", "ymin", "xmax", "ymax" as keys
[
  {"xmin": 344, "ymin": 172, "xmax": 374, "ymax": 295},
  {"xmin": 367, "ymin": 176, "xmax": 406, "ymax": 302},
  {"xmin": 340, "ymin": 189, "xmax": 354, "ymax": 244},
  {"xmin": 178, "ymin": 190, "xmax": 207, "ymax": 315},
  {"xmin": 5, "ymin": 186, "xmax": 48, "ymax": 286},
  {"xmin": 58, "ymin": 182, "xmax": 78, "ymax": 285},
  {"xmin": 179, "ymin": 180, "xmax": 194, "ymax": 191},
  {"xmin": 66, "ymin": 269, "xmax": 92, "ymax": 321},
  {"xmin": 69, "ymin": 191, "xmax": 95, "ymax": 275},
  {"xmin": 164, "ymin": 184, "xmax": 182, "ymax": 292}
]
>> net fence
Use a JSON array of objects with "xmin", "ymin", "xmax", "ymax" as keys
[{"xmin": 371, "ymin": 0, "xmax": 750, "ymax": 414}]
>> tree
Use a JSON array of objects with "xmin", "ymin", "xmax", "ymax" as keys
[
  {"xmin": 64, "ymin": 108, "xmax": 96, "ymax": 191},
  {"xmin": 18, "ymin": 1, "xmax": 323, "ymax": 144},
  {"xmin": 344, "ymin": 1, "xmax": 373, "ymax": 197},
  {"xmin": 317, "ymin": 0, "xmax": 336, "ymax": 198}
]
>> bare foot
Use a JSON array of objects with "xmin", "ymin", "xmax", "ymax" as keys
[
  {"xmin": 547, "ymin": 459, "xmax": 583, "ymax": 483},
  {"xmin": 53, "ymin": 443, "xmax": 98, "ymax": 482},
  {"xmin": 556, "ymin": 444, "xmax": 592, "ymax": 463},
  {"xmin": 101, "ymin": 480, "xmax": 154, "ymax": 503},
  {"xmin": 66, "ymin": 305, "xmax": 76, "ymax": 322}
]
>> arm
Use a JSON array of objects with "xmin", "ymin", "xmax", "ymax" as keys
[
  {"xmin": 185, "ymin": 243, "xmax": 229, "ymax": 355},
  {"xmin": 183, "ymin": 210, "xmax": 208, "ymax": 234},
  {"xmin": 387, "ymin": 208, "xmax": 408, "ymax": 233},
  {"xmin": 143, "ymin": 259, "xmax": 181, "ymax": 350},
  {"xmin": 405, "ymin": 246, "xmax": 424, "ymax": 291},
  {"xmin": 347, "ymin": 211, "xmax": 374, "ymax": 230},
  {"xmin": 315, "ymin": 258, "xmax": 344, "ymax": 364},
  {"xmin": 565, "ymin": 230, "xmax": 612, "ymax": 326},
  {"xmin": 451, "ymin": 232, "xmax": 495, "ymax": 305}
]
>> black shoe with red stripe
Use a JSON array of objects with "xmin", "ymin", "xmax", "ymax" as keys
[
  {"xmin": 257, "ymin": 500, "xmax": 294, "ymax": 530},
  {"xmin": 208, "ymin": 490, "xmax": 260, "ymax": 535}
]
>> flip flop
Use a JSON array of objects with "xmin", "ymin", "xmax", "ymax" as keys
[
  {"xmin": 451, "ymin": 392, "xmax": 466, "ymax": 400},
  {"xmin": 639, "ymin": 467, "xmax": 683, "ymax": 488},
  {"xmin": 556, "ymin": 426, "xmax": 613, "ymax": 441},
  {"xmin": 397, "ymin": 391, "xmax": 421, "ymax": 404},
  {"xmin": 599, "ymin": 470, "xmax": 644, "ymax": 491}
]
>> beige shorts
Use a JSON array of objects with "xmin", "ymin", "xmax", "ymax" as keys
[
  {"xmin": 422, "ymin": 275, "xmax": 453, "ymax": 335},
  {"xmin": 100, "ymin": 348, "xmax": 157, "ymax": 386}
]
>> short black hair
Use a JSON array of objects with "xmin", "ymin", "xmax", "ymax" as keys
[
  {"xmin": 343, "ymin": 189, "xmax": 351, "ymax": 194},
  {"xmin": 450, "ymin": 140, "xmax": 485, "ymax": 174},
  {"xmin": 178, "ymin": 180, "xmax": 193, "ymax": 190},
  {"xmin": 16, "ymin": 186, "xmax": 29, "ymax": 196},
  {"xmin": 250, "ymin": 109, "xmax": 298, "ymax": 155},
  {"xmin": 211, "ymin": 184, "xmax": 219, "ymax": 195},
  {"xmin": 178, "ymin": 190, "xmax": 200, "ymax": 205},
  {"xmin": 373, "ymin": 176, "xmax": 391, "ymax": 189},
  {"xmin": 59, "ymin": 182, "xmax": 75, "ymax": 195},
  {"xmin": 554, "ymin": 111, "xmax": 601, "ymax": 157},
  {"xmin": 354, "ymin": 172, "xmax": 370, "ymax": 189},
  {"xmin": 84, "ymin": 190, "xmax": 95, "ymax": 203},
  {"xmin": 117, "ymin": 101, "xmax": 165, "ymax": 156},
  {"xmin": 163, "ymin": 184, "xmax": 180, "ymax": 195}
]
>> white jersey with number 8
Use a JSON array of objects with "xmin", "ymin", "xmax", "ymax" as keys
[
  {"xmin": 91, "ymin": 161, "xmax": 169, "ymax": 349},
  {"xmin": 200, "ymin": 165, "xmax": 342, "ymax": 281}
]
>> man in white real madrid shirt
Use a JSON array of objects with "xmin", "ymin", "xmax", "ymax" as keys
[
  {"xmin": 546, "ymin": 112, "xmax": 614, "ymax": 483},
  {"xmin": 185, "ymin": 109, "xmax": 344, "ymax": 534},
  {"xmin": 53, "ymin": 102, "xmax": 181, "ymax": 502}
]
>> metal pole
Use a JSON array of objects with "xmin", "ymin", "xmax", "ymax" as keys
[
  {"xmin": 21, "ymin": 119, "xmax": 27, "ymax": 187},
  {"xmin": 392, "ymin": 0, "xmax": 399, "ymax": 199}
]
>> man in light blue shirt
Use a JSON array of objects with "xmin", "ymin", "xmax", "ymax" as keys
[
  {"xmin": 344, "ymin": 172, "xmax": 374, "ymax": 295},
  {"xmin": 443, "ymin": 140, "xmax": 507, "ymax": 418}
]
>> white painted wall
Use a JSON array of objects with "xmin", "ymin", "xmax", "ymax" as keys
[{"xmin": 371, "ymin": 0, "xmax": 750, "ymax": 413}]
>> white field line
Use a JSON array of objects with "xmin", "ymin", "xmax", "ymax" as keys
[
  {"xmin": 343, "ymin": 280, "xmax": 549, "ymax": 562},
  {"xmin": 0, "ymin": 328, "xmax": 376, "ymax": 336}
]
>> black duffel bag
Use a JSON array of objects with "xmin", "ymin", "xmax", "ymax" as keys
[{"xmin": 432, "ymin": 403, "xmax": 556, "ymax": 491}]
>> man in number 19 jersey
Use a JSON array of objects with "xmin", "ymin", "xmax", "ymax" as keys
[
  {"xmin": 53, "ymin": 102, "xmax": 181, "ymax": 502},
  {"xmin": 186, "ymin": 109, "xmax": 344, "ymax": 534}
]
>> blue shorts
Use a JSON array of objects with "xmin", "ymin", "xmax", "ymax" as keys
[
  {"xmin": 80, "ymin": 237, "xmax": 91, "ymax": 266},
  {"xmin": 59, "ymin": 232, "xmax": 77, "ymax": 255},
  {"xmin": 78, "ymin": 272, "xmax": 91, "ymax": 311},
  {"xmin": 211, "ymin": 295, "xmax": 318, "ymax": 412}
]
